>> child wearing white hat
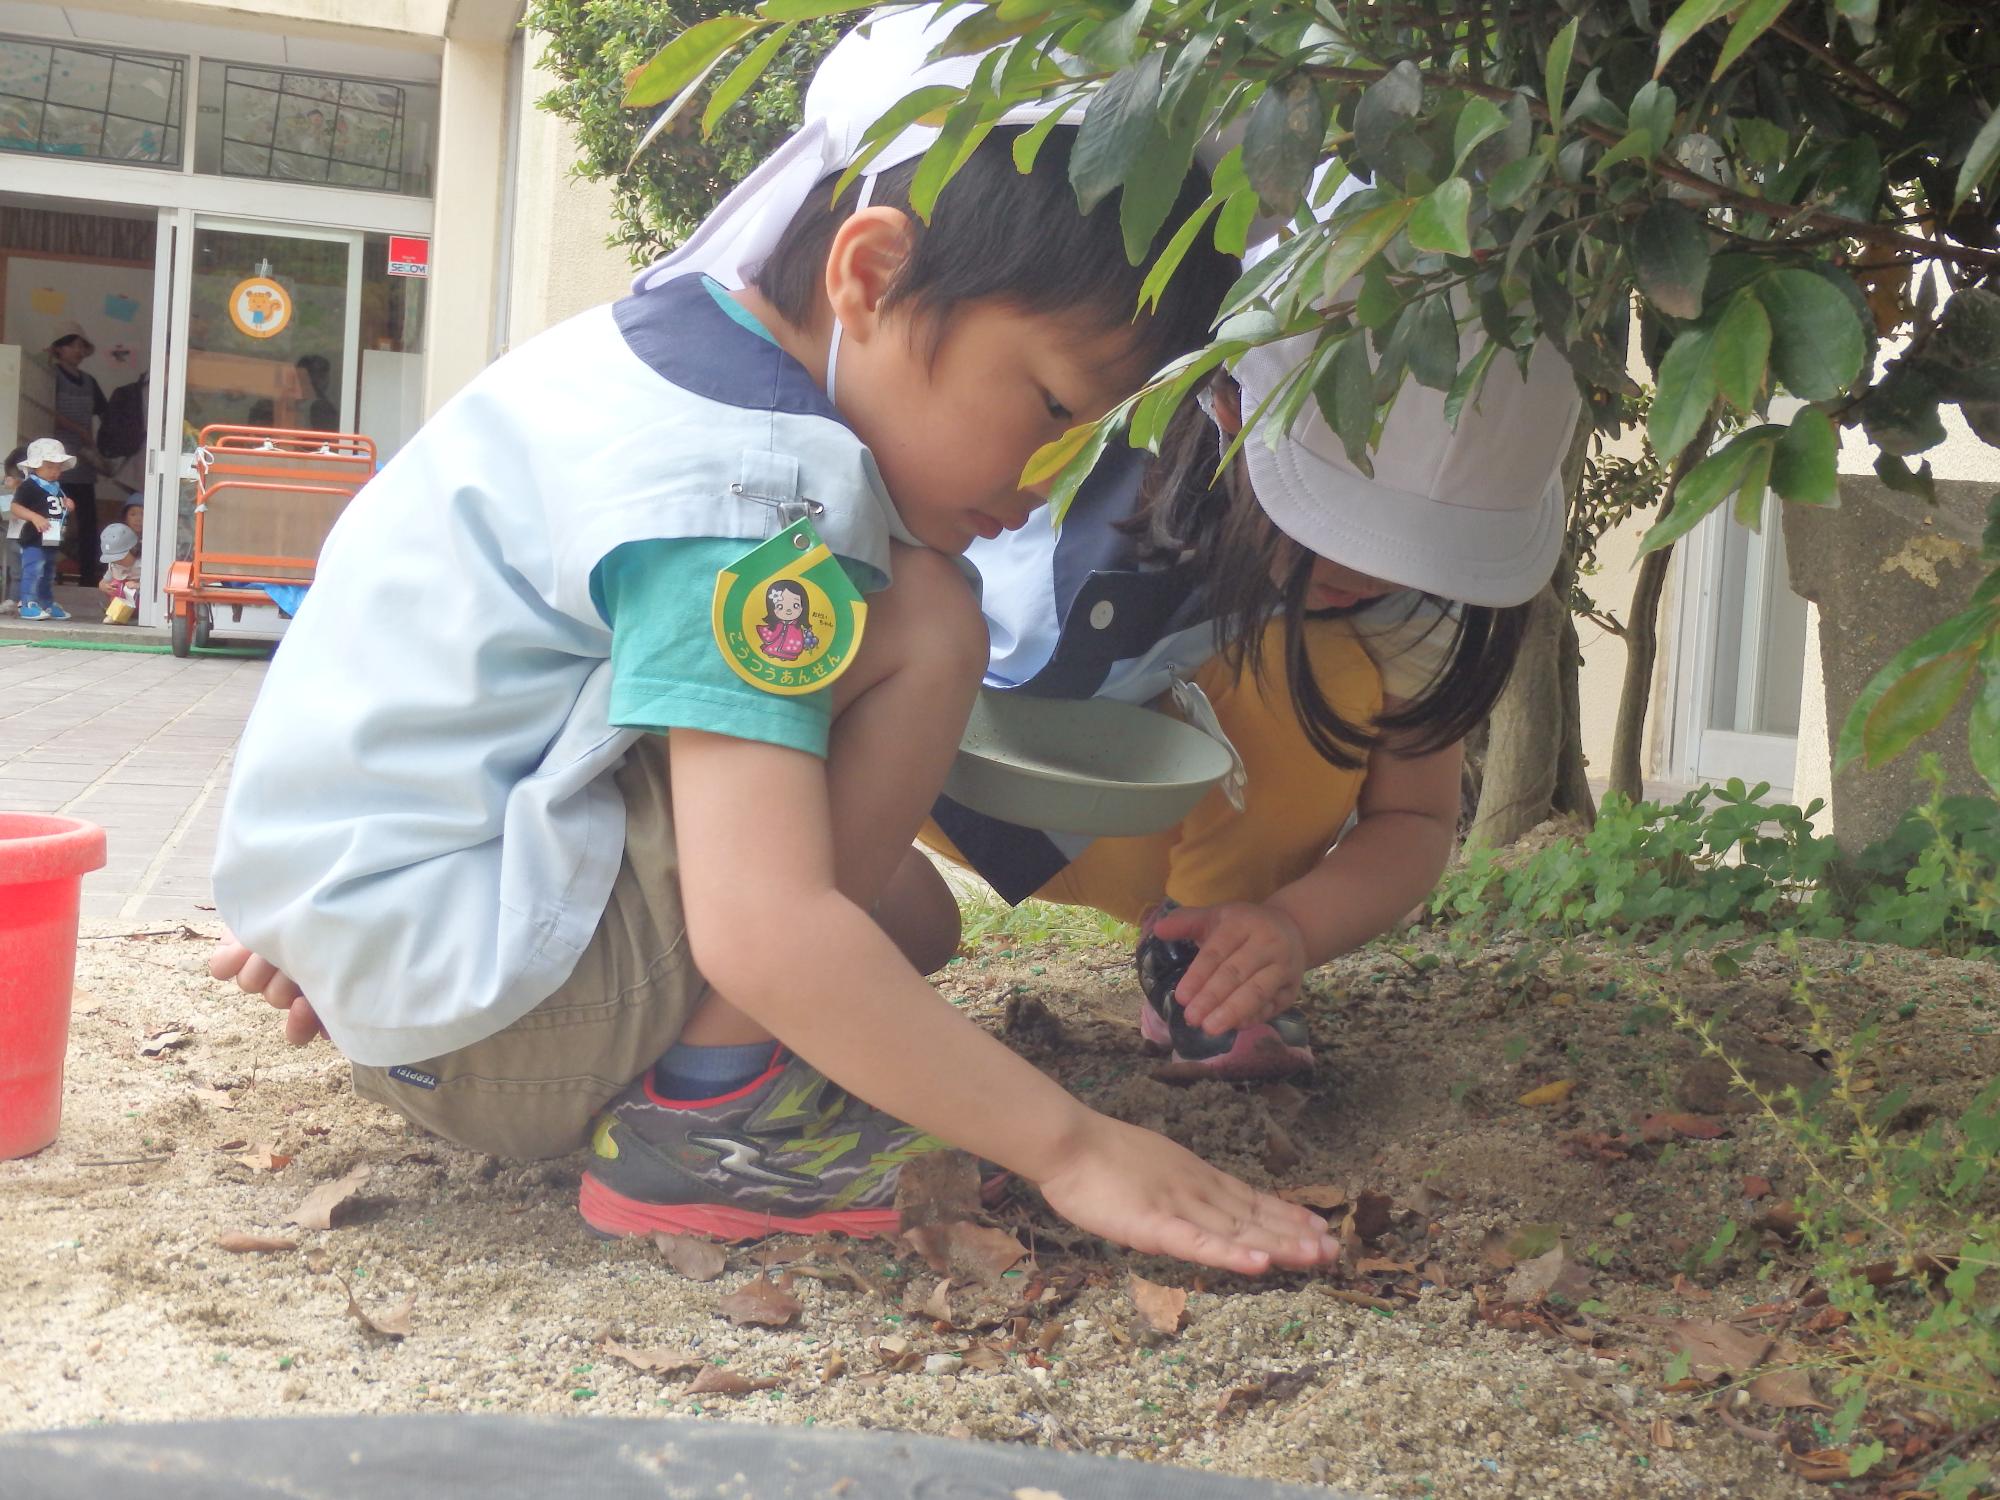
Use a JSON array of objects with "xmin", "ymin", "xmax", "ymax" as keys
[
  {"xmin": 97, "ymin": 519, "xmax": 141, "ymax": 623},
  {"xmin": 10, "ymin": 437, "xmax": 80, "ymax": 622},
  {"xmin": 910, "ymin": 222, "xmax": 1579, "ymax": 1080},
  {"xmin": 210, "ymin": 8, "xmax": 1335, "ymax": 1273}
]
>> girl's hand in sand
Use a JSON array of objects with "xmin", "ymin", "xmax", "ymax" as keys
[
  {"xmin": 1033, "ymin": 1114, "xmax": 1337, "ymax": 1275},
  {"xmin": 1149, "ymin": 901, "xmax": 1306, "ymax": 1034},
  {"xmin": 208, "ymin": 932, "xmax": 326, "ymax": 1047}
]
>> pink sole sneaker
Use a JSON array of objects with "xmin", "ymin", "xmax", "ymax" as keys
[{"xmin": 1138, "ymin": 999, "xmax": 1315, "ymax": 1081}]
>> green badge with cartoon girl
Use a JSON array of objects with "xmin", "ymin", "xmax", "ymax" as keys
[{"xmin": 712, "ymin": 518, "xmax": 867, "ymax": 696}]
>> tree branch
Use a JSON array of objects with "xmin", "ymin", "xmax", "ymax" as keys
[
  {"xmin": 1770, "ymin": 19, "xmax": 1911, "ymax": 121},
  {"xmin": 1281, "ymin": 61, "xmax": 2000, "ymax": 269}
]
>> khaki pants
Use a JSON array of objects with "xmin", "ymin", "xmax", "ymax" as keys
[{"xmin": 352, "ymin": 737, "xmax": 702, "ymax": 1160}]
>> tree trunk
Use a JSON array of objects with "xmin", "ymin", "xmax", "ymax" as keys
[
  {"xmin": 1467, "ymin": 580, "xmax": 1572, "ymax": 848},
  {"xmin": 1467, "ymin": 414, "xmax": 1598, "ymax": 849},
  {"xmin": 1606, "ymin": 546, "xmax": 1673, "ymax": 802},
  {"xmin": 1606, "ymin": 418, "xmax": 1715, "ymax": 804}
]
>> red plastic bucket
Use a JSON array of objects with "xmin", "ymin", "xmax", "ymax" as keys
[{"xmin": 0, "ymin": 813, "xmax": 107, "ymax": 1160}]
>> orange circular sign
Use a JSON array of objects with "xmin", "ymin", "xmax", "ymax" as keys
[{"xmin": 228, "ymin": 275, "xmax": 292, "ymax": 339}]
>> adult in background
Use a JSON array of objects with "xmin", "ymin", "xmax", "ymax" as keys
[{"xmin": 48, "ymin": 327, "xmax": 108, "ymax": 586}]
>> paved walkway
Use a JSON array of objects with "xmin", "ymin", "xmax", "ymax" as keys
[{"xmin": 0, "ymin": 644, "xmax": 266, "ymax": 922}]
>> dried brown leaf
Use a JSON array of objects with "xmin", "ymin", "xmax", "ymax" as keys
[
  {"xmin": 1216, "ymin": 1365, "xmax": 1318, "ymax": 1414},
  {"xmin": 922, "ymin": 1278, "xmax": 954, "ymax": 1323},
  {"xmin": 1640, "ymin": 1112, "xmax": 1728, "ymax": 1143},
  {"xmin": 1343, "ymin": 1190, "xmax": 1394, "ymax": 1245},
  {"xmin": 601, "ymin": 1340, "xmax": 704, "ymax": 1375},
  {"xmin": 215, "ymin": 1232, "xmax": 297, "ymax": 1254},
  {"xmin": 1482, "ymin": 1222, "xmax": 1563, "ymax": 1269},
  {"xmin": 718, "ymin": 1273, "xmax": 802, "ymax": 1328},
  {"xmin": 1666, "ymin": 1317, "xmax": 1771, "ymax": 1380},
  {"xmin": 286, "ymin": 1164, "xmax": 371, "ymax": 1230},
  {"xmin": 652, "ymin": 1231, "xmax": 727, "ymax": 1282},
  {"xmin": 1262, "ymin": 1119, "xmax": 1303, "ymax": 1175},
  {"xmin": 1128, "ymin": 1273, "xmax": 1188, "ymax": 1335},
  {"xmin": 1517, "ymin": 1079, "xmax": 1576, "ymax": 1107},
  {"xmin": 1504, "ymin": 1246, "xmax": 1593, "ymax": 1307},
  {"xmin": 339, "ymin": 1276, "xmax": 414, "ymax": 1339},
  {"xmin": 1355, "ymin": 1257, "xmax": 1420, "ymax": 1277},
  {"xmin": 750, "ymin": 1240, "xmax": 811, "ymax": 1267},
  {"xmin": 1740, "ymin": 1175, "xmax": 1773, "ymax": 1200},
  {"xmin": 900, "ymin": 1221, "xmax": 1027, "ymax": 1285},
  {"xmin": 685, "ymin": 1365, "xmax": 780, "ymax": 1397},
  {"xmin": 1749, "ymin": 1365, "xmax": 1826, "ymax": 1410},
  {"xmin": 894, "ymin": 1149, "xmax": 983, "ymax": 1232},
  {"xmin": 235, "ymin": 1145, "xmax": 292, "ymax": 1173}
]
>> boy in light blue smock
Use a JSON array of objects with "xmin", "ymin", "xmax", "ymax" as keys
[{"xmin": 209, "ymin": 8, "xmax": 1340, "ymax": 1275}]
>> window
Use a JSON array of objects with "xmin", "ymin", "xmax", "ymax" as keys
[
  {"xmin": 195, "ymin": 63, "xmax": 437, "ymax": 197},
  {"xmin": 0, "ymin": 34, "xmax": 184, "ymax": 167}
]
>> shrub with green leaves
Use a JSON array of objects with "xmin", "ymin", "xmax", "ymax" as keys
[
  {"xmin": 631, "ymin": 0, "xmax": 2000, "ymax": 781},
  {"xmin": 1432, "ymin": 766, "xmax": 2000, "ymax": 960},
  {"xmin": 524, "ymin": 1, "xmax": 840, "ymax": 262}
]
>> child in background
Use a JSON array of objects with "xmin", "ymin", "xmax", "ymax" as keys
[
  {"xmin": 97, "ymin": 520, "xmax": 141, "ymax": 622},
  {"xmin": 10, "ymin": 438, "xmax": 78, "ymax": 622},
  {"xmin": 901, "ymin": 210, "xmax": 1579, "ymax": 1080},
  {"xmin": 0, "ymin": 445, "xmax": 23, "ymax": 618},
  {"xmin": 209, "ymin": 9, "xmax": 1334, "ymax": 1273}
]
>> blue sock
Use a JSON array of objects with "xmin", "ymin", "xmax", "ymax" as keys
[{"xmin": 651, "ymin": 1039, "xmax": 775, "ymax": 1100}]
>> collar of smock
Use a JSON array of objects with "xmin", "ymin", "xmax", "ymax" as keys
[{"xmin": 612, "ymin": 274, "xmax": 922, "ymax": 554}]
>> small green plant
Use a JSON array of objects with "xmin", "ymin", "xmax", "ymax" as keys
[
  {"xmin": 1433, "ymin": 779, "xmax": 1840, "ymax": 951},
  {"xmin": 1433, "ymin": 768, "xmax": 2000, "ymax": 964},
  {"xmin": 1655, "ymin": 941, "xmax": 1999, "ymax": 1487},
  {"xmin": 1848, "ymin": 759, "xmax": 2000, "ymax": 957}
]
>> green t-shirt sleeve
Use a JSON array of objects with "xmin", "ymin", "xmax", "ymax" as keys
[{"xmin": 592, "ymin": 538, "xmax": 832, "ymax": 757}]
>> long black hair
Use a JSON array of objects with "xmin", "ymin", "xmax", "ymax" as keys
[
  {"xmin": 763, "ymin": 579, "xmax": 809, "ymax": 626},
  {"xmin": 1127, "ymin": 385, "xmax": 1531, "ymax": 771}
]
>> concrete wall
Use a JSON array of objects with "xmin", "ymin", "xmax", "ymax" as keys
[
  {"xmin": 501, "ymin": 36, "xmax": 638, "ymax": 350},
  {"xmin": 419, "ymin": 30, "xmax": 510, "ymax": 412},
  {"xmin": 1788, "ymin": 378, "xmax": 2000, "ymax": 832}
]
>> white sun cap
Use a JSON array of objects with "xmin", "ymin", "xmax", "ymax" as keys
[
  {"xmin": 634, "ymin": 5, "xmax": 1089, "ymax": 293},
  {"xmin": 20, "ymin": 437, "xmax": 77, "ymax": 472},
  {"xmin": 1231, "ymin": 178, "xmax": 1580, "ymax": 609}
]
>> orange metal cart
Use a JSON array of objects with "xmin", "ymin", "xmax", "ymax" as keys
[{"xmin": 166, "ymin": 425, "xmax": 375, "ymax": 657}]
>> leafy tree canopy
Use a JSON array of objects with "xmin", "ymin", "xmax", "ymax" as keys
[
  {"xmin": 525, "ymin": 0, "xmax": 841, "ymax": 263},
  {"xmin": 626, "ymin": 0, "xmax": 2000, "ymax": 786}
]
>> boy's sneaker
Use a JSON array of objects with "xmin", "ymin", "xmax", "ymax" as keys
[
  {"xmin": 43, "ymin": 603, "xmax": 69, "ymax": 621},
  {"xmin": 578, "ymin": 1046, "xmax": 1006, "ymax": 1242},
  {"xmin": 18, "ymin": 602, "xmax": 44, "ymax": 621},
  {"xmin": 1135, "ymin": 902, "xmax": 1314, "ymax": 1081}
]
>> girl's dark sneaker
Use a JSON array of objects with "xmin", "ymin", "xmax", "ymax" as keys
[
  {"xmin": 1135, "ymin": 902, "xmax": 1315, "ymax": 1080},
  {"xmin": 578, "ymin": 1046, "xmax": 1006, "ymax": 1242}
]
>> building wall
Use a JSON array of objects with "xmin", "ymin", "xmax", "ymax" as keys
[{"xmin": 501, "ymin": 36, "xmax": 638, "ymax": 350}]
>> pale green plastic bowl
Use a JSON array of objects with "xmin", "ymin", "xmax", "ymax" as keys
[{"xmin": 943, "ymin": 689, "xmax": 1233, "ymax": 838}]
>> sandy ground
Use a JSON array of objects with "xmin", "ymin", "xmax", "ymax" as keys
[{"xmin": 3, "ymin": 918, "xmax": 1995, "ymax": 1498}]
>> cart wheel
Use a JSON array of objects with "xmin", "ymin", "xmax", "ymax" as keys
[
  {"xmin": 193, "ymin": 607, "xmax": 213, "ymax": 649},
  {"xmin": 170, "ymin": 609, "xmax": 192, "ymax": 658}
]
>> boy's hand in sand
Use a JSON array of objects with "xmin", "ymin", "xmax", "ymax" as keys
[
  {"xmin": 1150, "ymin": 901, "xmax": 1307, "ymax": 1034},
  {"xmin": 1034, "ymin": 1114, "xmax": 1338, "ymax": 1275},
  {"xmin": 209, "ymin": 933, "xmax": 325, "ymax": 1046}
]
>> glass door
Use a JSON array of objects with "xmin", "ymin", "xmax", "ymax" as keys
[
  {"xmin": 181, "ymin": 219, "xmax": 361, "ymax": 438},
  {"xmin": 156, "ymin": 217, "xmax": 361, "ymax": 635},
  {"xmin": 1670, "ymin": 496, "xmax": 1812, "ymax": 795}
]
